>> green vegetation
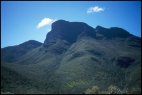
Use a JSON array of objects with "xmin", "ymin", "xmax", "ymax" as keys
[
  {"xmin": 1, "ymin": 21, "xmax": 141, "ymax": 94},
  {"xmin": 65, "ymin": 79, "xmax": 88, "ymax": 88}
]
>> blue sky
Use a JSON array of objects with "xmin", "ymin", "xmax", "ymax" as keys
[{"xmin": 1, "ymin": 1, "xmax": 141, "ymax": 48}]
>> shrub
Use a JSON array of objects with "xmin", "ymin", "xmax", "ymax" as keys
[
  {"xmin": 85, "ymin": 85, "xmax": 141, "ymax": 94},
  {"xmin": 107, "ymin": 85, "xmax": 122, "ymax": 94},
  {"xmin": 85, "ymin": 86, "xmax": 99, "ymax": 94}
]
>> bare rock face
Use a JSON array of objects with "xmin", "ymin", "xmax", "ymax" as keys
[{"xmin": 43, "ymin": 20, "xmax": 96, "ymax": 47}]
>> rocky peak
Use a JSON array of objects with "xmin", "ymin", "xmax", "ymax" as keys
[
  {"xmin": 44, "ymin": 20, "xmax": 96, "ymax": 47},
  {"xmin": 44, "ymin": 20, "xmax": 133, "ymax": 48},
  {"xmin": 96, "ymin": 25, "xmax": 131, "ymax": 39}
]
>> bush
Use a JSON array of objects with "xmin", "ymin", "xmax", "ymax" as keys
[
  {"xmin": 85, "ymin": 86, "xmax": 99, "ymax": 94},
  {"xmin": 85, "ymin": 85, "xmax": 141, "ymax": 94},
  {"xmin": 107, "ymin": 85, "xmax": 122, "ymax": 94}
]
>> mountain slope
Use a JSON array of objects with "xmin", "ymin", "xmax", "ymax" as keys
[
  {"xmin": 1, "ymin": 20, "xmax": 141, "ymax": 94},
  {"xmin": 1, "ymin": 40, "xmax": 42, "ymax": 63}
]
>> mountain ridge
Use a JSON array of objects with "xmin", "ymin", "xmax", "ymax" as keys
[{"xmin": 1, "ymin": 40, "xmax": 42, "ymax": 63}]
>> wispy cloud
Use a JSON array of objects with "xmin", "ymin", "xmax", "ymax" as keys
[
  {"xmin": 87, "ymin": 6, "xmax": 104, "ymax": 13},
  {"xmin": 37, "ymin": 18, "xmax": 56, "ymax": 29}
]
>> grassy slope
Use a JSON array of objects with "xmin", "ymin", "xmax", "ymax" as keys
[{"xmin": 1, "ymin": 36, "xmax": 141, "ymax": 94}]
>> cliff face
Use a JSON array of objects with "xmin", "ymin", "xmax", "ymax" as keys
[{"xmin": 44, "ymin": 20, "xmax": 96, "ymax": 46}]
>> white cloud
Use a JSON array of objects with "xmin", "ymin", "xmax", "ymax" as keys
[
  {"xmin": 87, "ymin": 6, "xmax": 104, "ymax": 13},
  {"xmin": 37, "ymin": 18, "xmax": 56, "ymax": 29}
]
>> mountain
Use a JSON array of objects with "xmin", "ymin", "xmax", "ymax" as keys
[
  {"xmin": 1, "ymin": 20, "xmax": 141, "ymax": 94},
  {"xmin": 1, "ymin": 40, "xmax": 42, "ymax": 63}
]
